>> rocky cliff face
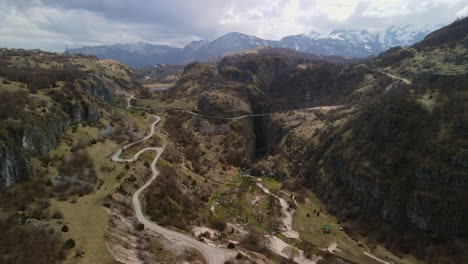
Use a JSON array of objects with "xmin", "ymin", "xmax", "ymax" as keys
[
  {"xmin": 218, "ymin": 53, "xmax": 290, "ymax": 92},
  {"xmin": 251, "ymin": 100, "xmax": 468, "ymax": 236},
  {"xmin": 84, "ymin": 76, "xmax": 114, "ymax": 102},
  {"xmin": 249, "ymin": 19, "xmax": 468, "ymax": 237},
  {"xmin": 407, "ymin": 166, "xmax": 468, "ymax": 234},
  {"xmin": 21, "ymin": 113, "xmax": 69, "ymax": 157},
  {"xmin": 310, "ymin": 157, "xmax": 468, "ymax": 235},
  {"xmin": 0, "ymin": 49, "xmax": 140, "ymax": 187},
  {"xmin": 0, "ymin": 143, "xmax": 32, "ymax": 187},
  {"xmin": 255, "ymin": 87, "xmax": 468, "ymax": 236},
  {"xmin": 1, "ymin": 100, "xmax": 105, "ymax": 187},
  {"xmin": 217, "ymin": 48, "xmax": 324, "ymax": 92}
]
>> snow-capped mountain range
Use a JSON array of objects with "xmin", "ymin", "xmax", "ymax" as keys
[
  {"xmin": 69, "ymin": 24, "xmax": 443, "ymax": 67},
  {"xmin": 282, "ymin": 24, "xmax": 442, "ymax": 58}
]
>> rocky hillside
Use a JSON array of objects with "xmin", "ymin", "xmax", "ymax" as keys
[
  {"xmin": 184, "ymin": 32, "xmax": 276, "ymax": 63},
  {"xmin": 153, "ymin": 46, "xmax": 400, "ymax": 163},
  {"xmin": 0, "ymin": 49, "xmax": 140, "ymax": 187},
  {"xmin": 132, "ymin": 64, "xmax": 184, "ymax": 84},
  {"xmin": 252, "ymin": 18, "xmax": 467, "ymax": 263},
  {"xmin": 69, "ymin": 24, "xmax": 442, "ymax": 67},
  {"xmin": 67, "ymin": 42, "xmax": 183, "ymax": 67},
  {"xmin": 149, "ymin": 17, "xmax": 468, "ymax": 263},
  {"xmin": 215, "ymin": 47, "xmax": 395, "ymax": 113}
]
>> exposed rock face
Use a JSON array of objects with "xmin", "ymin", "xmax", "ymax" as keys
[
  {"xmin": 84, "ymin": 75, "xmax": 115, "ymax": 102},
  {"xmin": 22, "ymin": 113, "xmax": 69, "ymax": 157},
  {"xmin": 253, "ymin": 110, "xmax": 468, "ymax": 236},
  {"xmin": 0, "ymin": 54, "xmax": 138, "ymax": 187},
  {"xmin": 0, "ymin": 103, "xmax": 101, "ymax": 187},
  {"xmin": 69, "ymin": 102, "xmax": 100, "ymax": 124},
  {"xmin": 252, "ymin": 115, "xmax": 286, "ymax": 156},
  {"xmin": 407, "ymin": 167, "xmax": 468, "ymax": 234},
  {"xmin": 218, "ymin": 50, "xmax": 306, "ymax": 93},
  {"xmin": 407, "ymin": 192, "xmax": 467, "ymax": 234},
  {"xmin": 255, "ymin": 92, "xmax": 468, "ymax": 236},
  {"xmin": 0, "ymin": 144, "xmax": 32, "ymax": 187},
  {"xmin": 318, "ymin": 160, "xmax": 468, "ymax": 235},
  {"xmin": 219, "ymin": 55, "xmax": 290, "ymax": 91}
]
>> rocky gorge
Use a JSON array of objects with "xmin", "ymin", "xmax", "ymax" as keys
[{"xmin": 153, "ymin": 20, "xmax": 468, "ymax": 259}]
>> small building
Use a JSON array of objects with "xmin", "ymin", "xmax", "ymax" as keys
[{"xmin": 322, "ymin": 225, "xmax": 332, "ymax": 234}]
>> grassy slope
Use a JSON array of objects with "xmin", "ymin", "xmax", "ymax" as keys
[
  {"xmin": 44, "ymin": 108, "xmax": 151, "ymax": 263},
  {"xmin": 0, "ymin": 50, "xmax": 143, "ymax": 262},
  {"xmin": 292, "ymin": 191, "xmax": 421, "ymax": 264}
]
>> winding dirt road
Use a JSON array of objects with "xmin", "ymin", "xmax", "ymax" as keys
[
  {"xmin": 112, "ymin": 96, "xmax": 233, "ymax": 264},
  {"xmin": 373, "ymin": 69, "xmax": 413, "ymax": 85},
  {"xmin": 128, "ymin": 95, "xmax": 342, "ymax": 120},
  {"xmin": 122, "ymin": 95, "xmax": 386, "ymax": 264}
]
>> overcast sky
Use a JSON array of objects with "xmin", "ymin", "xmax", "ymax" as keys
[{"xmin": 1, "ymin": 0, "xmax": 467, "ymax": 51}]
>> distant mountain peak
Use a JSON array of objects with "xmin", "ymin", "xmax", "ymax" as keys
[
  {"xmin": 184, "ymin": 39, "xmax": 211, "ymax": 51},
  {"xmin": 224, "ymin": 32, "xmax": 247, "ymax": 36},
  {"xmin": 68, "ymin": 24, "xmax": 444, "ymax": 67},
  {"xmin": 303, "ymin": 32, "xmax": 325, "ymax": 39}
]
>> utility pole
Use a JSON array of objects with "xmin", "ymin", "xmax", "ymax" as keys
[{"xmin": 305, "ymin": 91, "xmax": 310, "ymax": 109}]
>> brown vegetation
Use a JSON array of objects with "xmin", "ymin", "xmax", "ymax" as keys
[
  {"xmin": 53, "ymin": 150, "xmax": 98, "ymax": 197},
  {"xmin": 0, "ymin": 181, "xmax": 68, "ymax": 263},
  {"xmin": 145, "ymin": 166, "xmax": 205, "ymax": 231},
  {"xmin": 0, "ymin": 219, "xmax": 65, "ymax": 264},
  {"xmin": 240, "ymin": 227, "xmax": 269, "ymax": 253}
]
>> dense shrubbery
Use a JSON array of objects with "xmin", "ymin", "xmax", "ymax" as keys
[
  {"xmin": 145, "ymin": 166, "xmax": 204, "ymax": 231},
  {"xmin": 163, "ymin": 113, "xmax": 205, "ymax": 171},
  {"xmin": 349, "ymin": 89, "xmax": 436, "ymax": 172},
  {"xmin": 0, "ymin": 90, "xmax": 29, "ymax": 121},
  {"xmin": 0, "ymin": 50, "xmax": 85, "ymax": 92},
  {"xmin": 0, "ymin": 219, "xmax": 65, "ymax": 264},
  {"xmin": 0, "ymin": 64, "xmax": 83, "ymax": 92},
  {"xmin": 0, "ymin": 50, "xmax": 91, "ymax": 144},
  {"xmin": 373, "ymin": 47, "xmax": 416, "ymax": 68},
  {"xmin": 208, "ymin": 216, "xmax": 226, "ymax": 231},
  {"xmin": 0, "ymin": 180, "xmax": 66, "ymax": 263},
  {"xmin": 0, "ymin": 181, "xmax": 50, "ymax": 218},
  {"xmin": 344, "ymin": 220, "xmax": 466, "ymax": 264},
  {"xmin": 240, "ymin": 227, "xmax": 269, "ymax": 253}
]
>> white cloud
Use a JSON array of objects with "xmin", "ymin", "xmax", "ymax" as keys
[
  {"xmin": 456, "ymin": 3, "xmax": 468, "ymax": 17},
  {"xmin": 0, "ymin": 0, "xmax": 466, "ymax": 51},
  {"xmin": 314, "ymin": 0, "xmax": 358, "ymax": 21}
]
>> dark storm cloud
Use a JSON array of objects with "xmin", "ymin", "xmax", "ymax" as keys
[{"xmin": 39, "ymin": 0, "xmax": 233, "ymax": 37}]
